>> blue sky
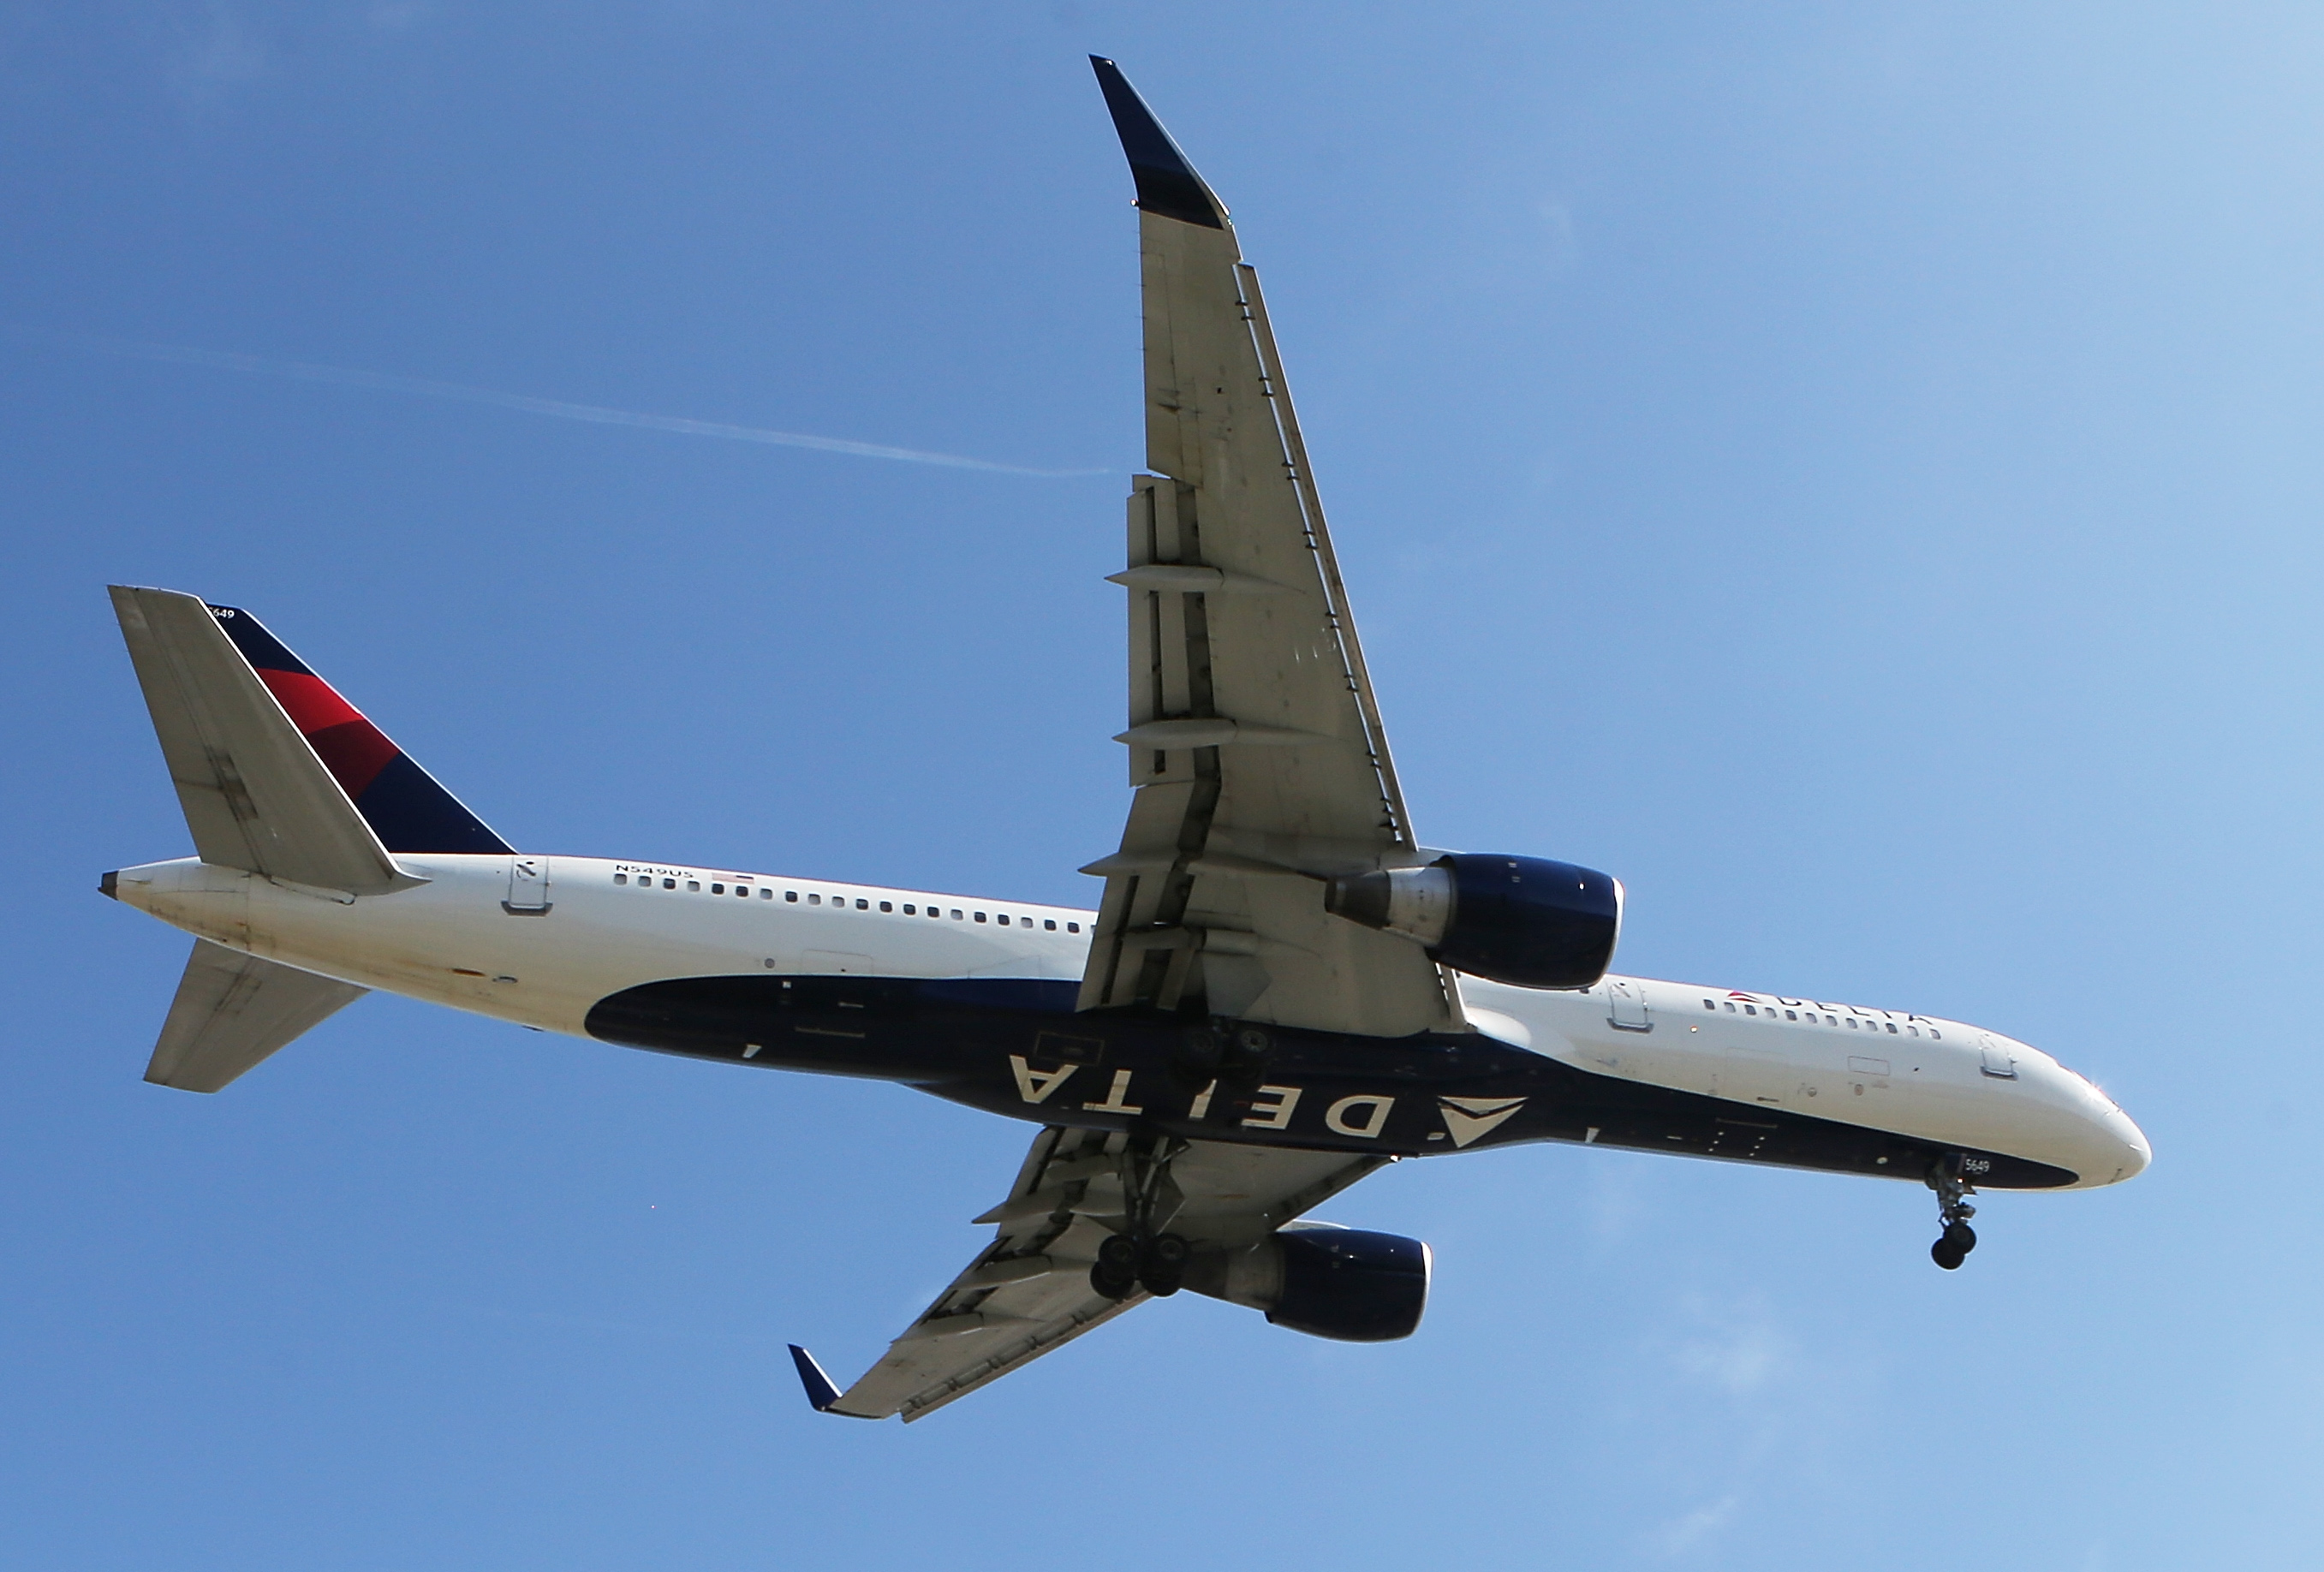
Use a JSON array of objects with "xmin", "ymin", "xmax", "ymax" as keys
[{"xmin": 6, "ymin": 3, "xmax": 2321, "ymax": 1567}]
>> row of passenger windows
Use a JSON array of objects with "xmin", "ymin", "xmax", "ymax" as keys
[
  {"xmin": 1701, "ymin": 997, "xmax": 1940, "ymax": 1039},
  {"xmin": 611, "ymin": 872, "xmax": 1082, "ymax": 932}
]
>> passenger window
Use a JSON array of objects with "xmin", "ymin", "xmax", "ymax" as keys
[
  {"xmin": 903, "ymin": 904, "xmax": 916, "ymax": 915},
  {"xmin": 1785, "ymin": 1009, "xmax": 1797, "ymax": 1021},
  {"xmin": 1930, "ymin": 1030, "xmax": 1942, "ymax": 1039},
  {"xmin": 1067, "ymin": 922, "xmax": 1080, "ymax": 932},
  {"xmin": 760, "ymin": 887, "xmax": 772, "ymax": 898},
  {"xmin": 786, "ymin": 890, "xmax": 799, "ymax": 902},
  {"xmin": 974, "ymin": 912, "xmax": 987, "ymax": 923},
  {"xmin": 1886, "ymin": 1022, "xmax": 1898, "ymax": 1033},
  {"xmin": 688, "ymin": 881, "xmax": 700, "ymax": 892},
  {"xmin": 614, "ymin": 873, "xmax": 628, "ymax": 885},
  {"xmin": 855, "ymin": 898, "xmax": 868, "ymax": 910},
  {"xmin": 1906, "ymin": 1025, "xmax": 1919, "ymax": 1037},
  {"xmin": 1743, "ymin": 1004, "xmax": 1756, "ymax": 1016},
  {"xmin": 808, "ymin": 894, "xmax": 821, "ymax": 906},
  {"xmin": 1045, "ymin": 919, "xmax": 1057, "ymax": 931},
  {"xmin": 879, "ymin": 902, "xmax": 893, "ymax": 913},
  {"xmin": 1724, "ymin": 1002, "xmax": 1737, "ymax": 1013},
  {"xmin": 1702, "ymin": 999, "xmax": 1715, "ymax": 1010},
  {"xmin": 712, "ymin": 884, "xmax": 724, "ymax": 894},
  {"xmin": 951, "ymin": 909, "xmax": 963, "ymax": 920}
]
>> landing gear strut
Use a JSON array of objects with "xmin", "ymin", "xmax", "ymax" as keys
[
  {"xmin": 1926, "ymin": 1155, "xmax": 1979, "ymax": 1271},
  {"xmin": 1089, "ymin": 1135, "xmax": 1191, "ymax": 1301}
]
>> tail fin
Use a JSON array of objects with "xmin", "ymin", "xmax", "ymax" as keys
[
  {"xmin": 205, "ymin": 602, "xmax": 510, "ymax": 856},
  {"xmin": 112, "ymin": 587, "xmax": 511, "ymax": 886}
]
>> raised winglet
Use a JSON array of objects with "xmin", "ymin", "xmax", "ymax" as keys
[
  {"xmin": 1088, "ymin": 57, "xmax": 1227, "ymax": 229},
  {"xmin": 787, "ymin": 1344, "xmax": 849, "ymax": 1416}
]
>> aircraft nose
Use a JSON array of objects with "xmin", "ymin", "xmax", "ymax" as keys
[
  {"xmin": 2102, "ymin": 1106, "xmax": 2152, "ymax": 1184},
  {"xmin": 2041, "ymin": 1054, "xmax": 2151, "ymax": 1186}
]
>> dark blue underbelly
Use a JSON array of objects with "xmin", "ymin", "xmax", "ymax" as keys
[{"xmin": 584, "ymin": 974, "xmax": 2077, "ymax": 1188}]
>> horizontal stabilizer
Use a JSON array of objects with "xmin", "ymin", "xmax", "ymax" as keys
[
  {"xmin": 110, "ymin": 586, "xmax": 414, "ymax": 896},
  {"xmin": 146, "ymin": 938, "xmax": 367, "ymax": 1093}
]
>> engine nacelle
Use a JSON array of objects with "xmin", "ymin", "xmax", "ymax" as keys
[
  {"xmin": 1323, "ymin": 852, "xmax": 1622, "ymax": 990},
  {"xmin": 1183, "ymin": 1224, "xmax": 1431, "ymax": 1343}
]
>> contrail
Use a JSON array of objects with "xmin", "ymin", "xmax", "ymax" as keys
[{"xmin": 11, "ymin": 327, "xmax": 1105, "ymax": 479}]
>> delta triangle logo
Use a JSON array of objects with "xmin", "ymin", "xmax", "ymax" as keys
[{"xmin": 1439, "ymin": 1095, "xmax": 1528, "ymax": 1149}]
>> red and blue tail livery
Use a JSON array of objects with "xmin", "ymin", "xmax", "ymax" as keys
[{"xmin": 206, "ymin": 604, "xmax": 511, "ymax": 856}]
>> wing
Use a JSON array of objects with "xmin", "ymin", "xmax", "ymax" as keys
[
  {"xmin": 1077, "ymin": 60, "xmax": 1459, "ymax": 1039},
  {"xmin": 796, "ymin": 1124, "xmax": 1388, "ymax": 1422}
]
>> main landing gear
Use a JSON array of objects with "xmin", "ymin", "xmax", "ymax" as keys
[
  {"xmin": 1926, "ymin": 1155, "xmax": 1979, "ymax": 1271},
  {"xmin": 1090, "ymin": 1134, "xmax": 1191, "ymax": 1301},
  {"xmin": 1091, "ymin": 1230, "xmax": 1189, "ymax": 1299}
]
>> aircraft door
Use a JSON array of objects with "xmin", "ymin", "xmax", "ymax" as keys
[
  {"xmin": 1606, "ymin": 978, "xmax": 1651, "ymax": 1032},
  {"xmin": 1977, "ymin": 1033, "xmax": 2017, "ymax": 1080},
  {"xmin": 504, "ymin": 855, "xmax": 552, "ymax": 914}
]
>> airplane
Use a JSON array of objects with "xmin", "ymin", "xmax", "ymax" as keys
[{"xmin": 98, "ymin": 58, "xmax": 2150, "ymax": 1423}]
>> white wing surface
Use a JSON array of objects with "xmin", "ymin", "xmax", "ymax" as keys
[
  {"xmin": 795, "ymin": 1124, "xmax": 1387, "ymax": 1422},
  {"xmin": 1076, "ymin": 59, "xmax": 1460, "ymax": 1039}
]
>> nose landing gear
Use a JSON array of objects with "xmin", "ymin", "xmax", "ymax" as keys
[{"xmin": 1926, "ymin": 1156, "xmax": 1979, "ymax": 1270}]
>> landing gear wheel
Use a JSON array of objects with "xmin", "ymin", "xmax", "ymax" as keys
[
  {"xmin": 1172, "ymin": 1026, "xmax": 1225, "ymax": 1087},
  {"xmin": 1139, "ymin": 1233, "xmax": 1190, "ymax": 1297},
  {"xmin": 1090, "ymin": 1233, "xmax": 1141, "ymax": 1301},
  {"xmin": 1219, "ymin": 1023, "xmax": 1273, "ymax": 1084},
  {"xmin": 1924, "ymin": 1154, "xmax": 1981, "ymax": 1270}
]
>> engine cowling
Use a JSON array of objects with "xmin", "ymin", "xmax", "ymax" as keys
[
  {"xmin": 1324, "ymin": 852, "xmax": 1622, "ymax": 990},
  {"xmin": 1183, "ymin": 1224, "xmax": 1431, "ymax": 1343}
]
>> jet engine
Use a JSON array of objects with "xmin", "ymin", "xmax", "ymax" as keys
[
  {"xmin": 1323, "ymin": 852, "xmax": 1622, "ymax": 990},
  {"xmin": 1183, "ymin": 1224, "xmax": 1431, "ymax": 1342}
]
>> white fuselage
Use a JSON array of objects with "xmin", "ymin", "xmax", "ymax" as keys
[{"xmin": 109, "ymin": 851, "xmax": 2151, "ymax": 1190}]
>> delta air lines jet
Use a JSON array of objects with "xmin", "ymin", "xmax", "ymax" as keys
[{"xmin": 98, "ymin": 60, "xmax": 2149, "ymax": 1422}]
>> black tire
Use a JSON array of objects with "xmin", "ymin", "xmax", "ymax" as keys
[
  {"xmin": 1096, "ymin": 1233, "xmax": 1139, "ymax": 1273},
  {"xmin": 1173, "ymin": 1035, "xmax": 1224, "ymax": 1088},
  {"xmin": 1090, "ymin": 1259, "xmax": 1137, "ymax": 1301},
  {"xmin": 1931, "ymin": 1237, "xmax": 1965, "ymax": 1271},
  {"xmin": 1944, "ymin": 1221, "xmax": 1978, "ymax": 1254},
  {"xmin": 1220, "ymin": 1024, "xmax": 1273, "ymax": 1084},
  {"xmin": 1140, "ymin": 1233, "xmax": 1190, "ymax": 1297}
]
